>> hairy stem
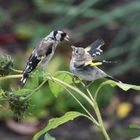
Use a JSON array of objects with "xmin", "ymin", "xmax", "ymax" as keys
[
  {"xmin": 0, "ymin": 74, "xmax": 22, "ymax": 81},
  {"xmin": 47, "ymin": 76, "xmax": 110, "ymax": 140},
  {"xmin": 0, "ymin": 73, "xmax": 110, "ymax": 140},
  {"xmin": 94, "ymin": 102, "xmax": 110, "ymax": 140},
  {"xmin": 85, "ymin": 85, "xmax": 110, "ymax": 140},
  {"xmin": 79, "ymin": 80, "xmax": 94, "ymax": 101},
  {"xmin": 25, "ymin": 80, "xmax": 48, "ymax": 101},
  {"xmin": 56, "ymin": 82, "xmax": 99, "ymax": 126},
  {"xmin": 48, "ymin": 76, "xmax": 94, "ymax": 107},
  {"xmin": 94, "ymin": 82, "xmax": 109, "ymax": 100},
  {"xmin": 10, "ymin": 68, "xmax": 23, "ymax": 73}
]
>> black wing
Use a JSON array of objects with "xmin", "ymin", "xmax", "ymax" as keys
[
  {"xmin": 85, "ymin": 39, "xmax": 105, "ymax": 56},
  {"xmin": 18, "ymin": 54, "xmax": 41, "ymax": 87},
  {"xmin": 19, "ymin": 45, "xmax": 53, "ymax": 87},
  {"xmin": 24, "ymin": 55, "xmax": 41, "ymax": 74},
  {"xmin": 92, "ymin": 59, "xmax": 117, "ymax": 64}
]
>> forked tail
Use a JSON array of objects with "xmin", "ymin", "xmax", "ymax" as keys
[{"xmin": 18, "ymin": 73, "xmax": 29, "ymax": 87}]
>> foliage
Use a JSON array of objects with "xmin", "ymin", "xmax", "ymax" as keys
[
  {"xmin": 129, "ymin": 124, "xmax": 140, "ymax": 140},
  {"xmin": 33, "ymin": 71, "xmax": 140, "ymax": 140},
  {"xmin": 5, "ymin": 92, "xmax": 29, "ymax": 119},
  {"xmin": 33, "ymin": 111, "xmax": 83, "ymax": 140},
  {"xmin": 132, "ymin": 137, "xmax": 140, "ymax": 140},
  {"xmin": 44, "ymin": 133, "xmax": 56, "ymax": 140},
  {"xmin": 0, "ymin": 0, "xmax": 140, "ymax": 139},
  {"xmin": 129, "ymin": 124, "xmax": 140, "ymax": 129},
  {"xmin": 1, "ymin": 67, "xmax": 140, "ymax": 140},
  {"xmin": 49, "ymin": 71, "xmax": 73, "ymax": 97},
  {"xmin": 0, "ymin": 54, "xmax": 13, "ymax": 76}
]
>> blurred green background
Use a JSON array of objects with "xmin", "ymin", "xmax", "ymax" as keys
[{"xmin": 0, "ymin": 0, "xmax": 140, "ymax": 140}]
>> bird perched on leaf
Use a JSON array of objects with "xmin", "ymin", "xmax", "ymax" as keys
[
  {"xmin": 70, "ymin": 39, "xmax": 121, "ymax": 83},
  {"xmin": 19, "ymin": 30, "xmax": 69, "ymax": 87}
]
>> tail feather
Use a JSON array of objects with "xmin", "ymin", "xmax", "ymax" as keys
[
  {"xmin": 18, "ymin": 73, "xmax": 29, "ymax": 87},
  {"xmin": 106, "ymin": 75, "xmax": 121, "ymax": 83},
  {"xmin": 102, "ymin": 60, "xmax": 117, "ymax": 64},
  {"xmin": 18, "ymin": 55, "xmax": 41, "ymax": 88}
]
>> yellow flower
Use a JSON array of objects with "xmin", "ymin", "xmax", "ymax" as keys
[{"xmin": 116, "ymin": 102, "xmax": 133, "ymax": 119}]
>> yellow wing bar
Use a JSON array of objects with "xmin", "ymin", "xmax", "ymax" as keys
[
  {"xmin": 84, "ymin": 47, "xmax": 90, "ymax": 52},
  {"xmin": 85, "ymin": 61, "xmax": 102, "ymax": 66}
]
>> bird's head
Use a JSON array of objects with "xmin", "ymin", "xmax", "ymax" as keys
[
  {"xmin": 48, "ymin": 30, "xmax": 69, "ymax": 42},
  {"xmin": 71, "ymin": 46, "xmax": 85, "ymax": 58},
  {"xmin": 71, "ymin": 45, "xmax": 92, "ymax": 62}
]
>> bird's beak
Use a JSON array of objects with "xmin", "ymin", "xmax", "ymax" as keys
[
  {"xmin": 64, "ymin": 34, "xmax": 70, "ymax": 41},
  {"xmin": 71, "ymin": 45, "xmax": 76, "ymax": 50}
]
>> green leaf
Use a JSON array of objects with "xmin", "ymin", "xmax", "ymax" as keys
[
  {"xmin": 49, "ymin": 71, "xmax": 73, "ymax": 97},
  {"xmin": 33, "ymin": 111, "xmax": 83, "ymax": 140},
  {"xmin": 31, "ymin": 68, "xmax": 46, "ymax": 79},
  {"xmin": 10, "ymin": 88, "xmax": 33, "ymax": 96},
  {"xmin": 16, "ymin": 88, "xmax": 33, "ymax": 94},
  {"xmin": 129, "ymin": 124, "xmax": 140, "ymax": 129},
  {"xmin": 44, "ymin": 133, "xmax": 56, "ymax": 140},
  {"xmin": 132, "ymin": 136, "xmax": 140, "ymax": 140},
  {"xmin": 30, "ymin": 75, "xmax": 39, "ymax": 88},
  {"xmin": 102, "ymin": 80, "xmax": 140, "ymax": 91},
  {"xmin": 95, "ymin": 80, "xmax": 140, "ymax": 100}
]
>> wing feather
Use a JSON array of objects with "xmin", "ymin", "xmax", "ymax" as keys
[{"xmin": 85, "ymin": 39, "xmax": 105, "ymax": 56}]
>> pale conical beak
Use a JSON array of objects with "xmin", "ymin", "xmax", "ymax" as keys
[
  {"xmin": 64, "ymin": 34, "xmax": 70, "ymax": 41},
  {"xmin": 71, "ymin": 45, "xmax": 76, "ymax": 50}
]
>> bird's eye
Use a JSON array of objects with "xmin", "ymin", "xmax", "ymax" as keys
[
  {"xmin": 50, "ymin": 37, "xmax": 54, "ymax": 40},
  {"xmin": 75, "ymin": 50, "xmax": 78, "ymax": 54}
]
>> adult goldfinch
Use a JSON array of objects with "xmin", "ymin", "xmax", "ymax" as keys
[{"xmin": 19, "ymin": 30, "xmax": 69, "ymax": 87}]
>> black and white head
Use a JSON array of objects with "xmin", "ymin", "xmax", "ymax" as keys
[{"xmin": 48, "ymin": 30, "xmax": 69, "ymax": 42}]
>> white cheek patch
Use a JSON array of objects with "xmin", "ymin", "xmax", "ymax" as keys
[{"xmin": 55, "ymin": 33, "xmax": 61, "ymax": 41}]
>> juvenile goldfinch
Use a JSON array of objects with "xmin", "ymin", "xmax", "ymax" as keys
[
  {"xmin": 70, "ymin": 39, "xmax": 120, "ymax": 83},
  {"xmin": 19, "ymin": 30, "xmax": 69, "ymax": 87}
]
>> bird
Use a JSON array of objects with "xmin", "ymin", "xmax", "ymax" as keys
[
  {"xmin": 70, "ymin": 39, "xmax": 121, "ymax": 83},
  {"xmin": 19, "ymin": 30, "xmax": 69, "ymax": 87}
]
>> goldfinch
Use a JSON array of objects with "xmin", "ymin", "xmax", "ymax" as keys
[
  {"xmin": 19, "ymin": 30, "xmax": 69, "ymax": 87},
  {"xmin": 70, "ymin": 39, "xmax": 120, "ymax": 82}
]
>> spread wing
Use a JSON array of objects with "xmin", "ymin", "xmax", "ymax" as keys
[{"xmin": 84, "ymin": 39, "xmax": 105, "ymax": 57}]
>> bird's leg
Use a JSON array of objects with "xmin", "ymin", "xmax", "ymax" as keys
[
  {"xmin": 72, "ymin": 75, "xmax": 77, "ymax": 86},
  {"xmin": 85, "ymin": 81, "xmax": 94, "ymax": 88},
  {"xmin": 72, "ymin": 75, "xmax": 80, "ymax": 87}
]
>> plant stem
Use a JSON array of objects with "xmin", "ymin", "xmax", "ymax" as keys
[
  {"xmin": 0, "ymin": 74, "xmax": 22, "ymax": 81},
  {"xmin": 48, "ymin": 76, "xmax": 94, "ymax": 107},
  {"xmin": 84, "ymin": 86, "xmax": 110, "ymax": 140},
  {"xmin": 0, "ymin": 73, "xmax": 110, "ymax": 140},
  {"xmin": 47, "ymin": 76, "xmax": 110, "ymax": 140},
  {"xmin": 94, "ymin": 102, "xmax": 110, "ymax": 140},
  {"xmin": 10, "ymin": 68, "xmax": 23, "ymax": 73},
  {"xmin": 94, "ymin": 82, "xmax": 108, "ymax": 100},
  {"xmin": 85, "ymin": 87, "xmax": 94, "ymax": 101},
  {"xmin": 25, "ymin": 80, "xmax": 48, "ymax": 101},
  {"xmin": 57, "ymin": 82, "xmax": 99, "ymax": 126},
  {"xmin": 79, "ymin": 80, "xmax": 94, "ymax": 101}
]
